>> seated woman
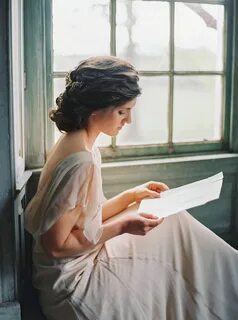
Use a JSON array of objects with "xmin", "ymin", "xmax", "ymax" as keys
[{"xmin": 24, "ymin": 56, "xmax": 238, "ymax": 320}]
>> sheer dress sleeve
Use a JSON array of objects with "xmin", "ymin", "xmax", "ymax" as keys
[{"xmin": 24, "ymin": 155, "xmax": 104, "ymax": 245}]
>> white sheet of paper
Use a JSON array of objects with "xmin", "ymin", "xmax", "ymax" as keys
[{"xmin": 138, "ymin": 172, "xmax": 223, "ymax": 218}]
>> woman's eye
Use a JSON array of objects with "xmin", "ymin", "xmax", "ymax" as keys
[{"xmin": 118, "ymin": 110, "xmax": 126, "ymax": 115}]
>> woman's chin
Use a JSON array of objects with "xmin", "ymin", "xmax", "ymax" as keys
[{"xmin": 104, "ymin": 129, "xmax": 121, "ymax": 136}]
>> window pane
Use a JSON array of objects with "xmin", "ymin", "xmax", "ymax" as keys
[
  {"xmin": 117, "ymin": 0, "xmax": 169, "ymax": 71},
  {"xmin": 53, "ymin": 78, "xmax": 111, "ymax": 146},
  {"xmin": 173, "ymin": 76, "xmax": 223, "ymax": 142},
  {"xmin": 117, "ymin": 76, "xmax": 169, "ymax": 145},
  {"xmin": 175, "ymin": 3, "xmax": 224, "ymax": 71},
  {"xmin": 53, "ymin": 0, "xmax": 110, "ymax": 72},
  {"xmin": 95, "ymin": 133, "xmax": 111, "ymax": 147}
]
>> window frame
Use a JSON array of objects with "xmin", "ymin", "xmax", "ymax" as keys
[
  {"xmin": 51, "ymin": 0, "xmax": 231, "ymax": 161},
  {"xmin": 9, "ymin": 0, "xmax": 26, "ymax": 187},
  {"xmin": 109, "ymin": 0, "xmax": 229, "ymax": 159},
  {"xmin": 24, "ymin": 0, "xmax": 238, "ymax": 168}
]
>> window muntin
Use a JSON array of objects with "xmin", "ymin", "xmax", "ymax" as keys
[{"xmin": 52, "ymin": 0, "xmax": 227, "ymax": 158}]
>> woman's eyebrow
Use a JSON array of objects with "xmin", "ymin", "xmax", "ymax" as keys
[
  {"xmin": 119, "ymin": 107, "xmax": 130, "ymax": 111},
  {"xmin": 119, "ymin": 105, "xmax": 134, "ymax": 111}
]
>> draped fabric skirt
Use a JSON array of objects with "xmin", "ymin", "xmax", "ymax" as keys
[{"xmin": 40, "ymin": 210, "xmax": 238, "ymax": 320}]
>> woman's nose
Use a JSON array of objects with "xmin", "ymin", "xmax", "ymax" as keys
[{"xmin": 126, "ymin": 111, "xmax": 132, "ymax": 124}]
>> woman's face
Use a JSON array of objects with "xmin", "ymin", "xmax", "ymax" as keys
[{"xmin": 92, "ymin": 98, "xmax": 137, "ymax": 136}]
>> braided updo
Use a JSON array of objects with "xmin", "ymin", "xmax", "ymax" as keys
[{"xmin": 49, "ymin": 56, "xmax": 141, "ymax": 132}]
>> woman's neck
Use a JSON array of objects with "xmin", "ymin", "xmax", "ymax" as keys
[{"xmin": 67, "ymin": 128, "xmax": 99, "ymax": 152}]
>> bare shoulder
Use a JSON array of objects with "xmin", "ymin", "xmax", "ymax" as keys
[{"xmin": 39, "ymin": 132, "xmax": 90, "ymax": 189}]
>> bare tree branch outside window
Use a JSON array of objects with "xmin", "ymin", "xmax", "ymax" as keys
[{"xmin": 185, "ymin": 4, "xmax": 217, "ymax": 30}]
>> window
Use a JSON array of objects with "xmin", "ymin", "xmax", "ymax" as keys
[{"xmin": 51, "ymin": 0, "xmax": 229, "ymax": 160}]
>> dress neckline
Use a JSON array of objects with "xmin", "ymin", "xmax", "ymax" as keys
[{"xmin": 37, "ymin": 147, "xmax": 97, "ymax": 192}]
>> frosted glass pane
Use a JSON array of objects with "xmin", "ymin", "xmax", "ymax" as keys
[
  {"xmin": 117, "ymin": 0, "xmax": 169, "ymax": 71},
  {"xmin": 175, "ymin": 3, "xmax": 224, "ymax": 71},
  {"xmin": 173, "ymin": 76, "xmax": 223, "ymax": 142},
  {"xmin": 95, "ymin": 133, "xmax": 111, "ymax": 147},
  {"xmin": 117, "ymin": 76, "xmax": 168, "ymax": 145},
  {"xmin": 53, "ymin": 0, "xmax": 110, "ymax": 71},
  {"xmin": 53, "ymin": 78, "xmax": 111, "ymax": 146}
]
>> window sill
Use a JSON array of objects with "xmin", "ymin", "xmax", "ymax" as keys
[
  {"xmin": 30, "ymin": 152, "xmax": 238, "ymax": 173},
  {"xmin": 99, "ymin": 141, "xmax": 225, "ymax": 161},
  {"xmin": 101, "ymin": 152, "xmax": 238, "ymax": 203},
  {"xmin": 16, "ymin": 170, "xmax": 32, "ymax": 192},
  {"xmin": 101, "ymin": 152, "xmax": 238, "ymax": 169}
]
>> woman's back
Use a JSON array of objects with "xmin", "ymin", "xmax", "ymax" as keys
[{"xmin": 38, "ymin": 130, "xmax": 94, "ymax": 192}]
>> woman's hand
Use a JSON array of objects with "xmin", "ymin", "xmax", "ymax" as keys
[
  {"xmin": 122, "ymin": 213, "xmax": 164, "ymax": 236},
  {"xmin": 130, "ymin": 181, "xmax": 169, "ymax": 203}
]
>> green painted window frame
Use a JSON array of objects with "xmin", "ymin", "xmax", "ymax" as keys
[{"xmin": 24, "ymin": 0, "xmax": 238, "ymax": 168}]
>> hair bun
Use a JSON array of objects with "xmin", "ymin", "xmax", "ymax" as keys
[
  {"xmin": 49, "ymin": 108, "xmax": 82, "ymax": 132},
  {"xmin": 51, "ymin": 56, "xmax": 141, "ymax": 133},
  {"xmin": 70, "ymin": 70, "xmax": 77, "ymax": 82},
  {"xmin": 49, "ymin": 109, "xmax": 57, "ymax": 122}
]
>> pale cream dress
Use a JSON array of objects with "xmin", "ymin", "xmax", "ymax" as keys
[{"xmin": 24, "ymin": 146, "xmax": 238, "ymax": 320}]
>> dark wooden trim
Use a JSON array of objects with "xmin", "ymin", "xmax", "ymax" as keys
[{"xmin": 0, "ymin": 2, "xmax": 21, "ymax": 319}]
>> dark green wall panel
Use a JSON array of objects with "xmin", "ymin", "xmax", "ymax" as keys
[{"xmin": 0, "ymin": 0, "xmax": 17, "ymax": 304}]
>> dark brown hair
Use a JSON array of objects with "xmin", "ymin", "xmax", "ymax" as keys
[{"xmin": 49, "ymin": 56, "xmax": 141, "ymax": 132}]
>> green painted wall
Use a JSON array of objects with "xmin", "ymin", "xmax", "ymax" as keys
[{"xmin": 0, "ymin": 0, "xmax": 21, "ymax": 319}]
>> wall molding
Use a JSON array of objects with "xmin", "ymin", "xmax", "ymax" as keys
[{"xmin": 0, "ymin": 302, "xmax": 21, "ymax": 320}]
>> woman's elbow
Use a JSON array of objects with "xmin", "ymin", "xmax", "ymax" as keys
[
  {"xmin": 40, "ymin": 232, "xmax": 93, "ymax": 259},
  {"xmin": 42, "ymin": 244, "xmax": 63, "ymax": 258},
  {"xmin": 40, "ymin": 235, "xmax": 66, "ymax": 259},
  {"xmin": 48, "ymin": 248, "xmax": 65, "ymax": 259}
]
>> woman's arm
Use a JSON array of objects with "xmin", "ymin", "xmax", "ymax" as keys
[
  {"xmin": 102, "ymin": 189, "xmax": 135, "ymax": 221},
  {"xmin": 102, "ymin": 181, "xmax": 169, "ymax": 221},
  {"xmin": 41, "ymin": 214, "xmax": 124, "ymax": 258},
  {"xmin": 41, "ymin": 204, "xmax": 163, "ymax": 259}
]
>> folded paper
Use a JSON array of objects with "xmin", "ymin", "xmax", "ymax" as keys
[{"xmin": 138, "ymin": 172, "xmax": 223, "ymax": 218}]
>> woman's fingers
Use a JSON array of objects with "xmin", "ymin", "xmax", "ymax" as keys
[
  {"xmin": 142, "ymin": 217, "xmax": 164, "ymax": 234},
  {"xmin": 139, "ymin": 213, "xmax": 158, "ymax": 219},
  {"xmin": 125, "ymin": 214, "xmax": 164, "ymax": 236},
  {"xmin": 146, "ymin": 217, "xmax": 164, "ymax": 227},
  {"xmin": 147, "ymin": 181, "xmax": 169, "ymax": 192},
  {"xmin": 147, "ymin": 190, "xmax": 161, "ymax": 198},
  {"xmin": 144, "ymin": 226, "xmax": 153, "ymax": 233},
  {"xmin": 140, "ymin": 214, "xmax": 164, "ymax": 227},
  {"xmin": 139, "ymin": 189, "xmax": 161, "ymax": 200},
  {"xmin": 157, "ymin": 217, "xmax": 164, "ymax": 225}
]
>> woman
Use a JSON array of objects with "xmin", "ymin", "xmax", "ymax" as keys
[{"xmin": 24, "ymin": 56, "xmax": 238, "ymax": 320}]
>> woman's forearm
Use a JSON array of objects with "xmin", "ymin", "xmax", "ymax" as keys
[{"xmin": 102, "ymin": 189, "xmax": 135, "ymax": 221}]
